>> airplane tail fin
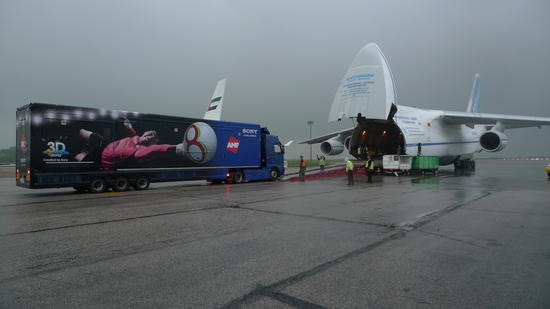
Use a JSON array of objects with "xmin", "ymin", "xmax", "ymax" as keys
[
  {"xmin": 466, "ymin": 74, "xmax": 480, "ymax": 113},
  {"xmin": 328, "ymin": 43, "xmax": 397, "ymax": 122},
  {"xmin": 204, "ymin": 78, "xmax": 226, "ymax": 120}
]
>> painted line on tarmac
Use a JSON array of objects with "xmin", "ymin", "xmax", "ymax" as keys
[{"xmin": 219, "ymin": 190, "xmax": 492, "ymax": 309}]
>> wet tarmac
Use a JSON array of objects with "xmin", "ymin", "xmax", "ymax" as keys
[{"xmin": 1, "ymin": 161, "xmax": 549, "ymax": 308}]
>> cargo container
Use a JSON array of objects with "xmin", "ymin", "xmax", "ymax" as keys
[
  {"xmin": 16, "ymin": 103, "xmax": 285, "ymax": 192},
  {"xmin": 382, "ymin": 155, "xmax": 412, "ymax": 174},
  {"xmin": 411, "ymin": 156, "xmax": 439, "ymax": 174}
]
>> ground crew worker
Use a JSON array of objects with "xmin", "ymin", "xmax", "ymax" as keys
[
  {"xmin": 365, "ymin": 156, "xmax": 374, "ymax": 183},
  {"xmin": 299, "ymin": 155, "xmax": 307, "ymax": 181},
  {"xmin": 546, "ymin": 162, "xmax": 550, "ymax": 179},
  {"xmin": 317, "ymin": 155, "xmax": 326, "ymax": 172},
  {"xmin": 345, "ymin": 157, "xmax": 354, "ymax": 186}
]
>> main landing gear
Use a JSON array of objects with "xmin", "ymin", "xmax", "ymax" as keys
[{"xmin": 454, "ymin": 159, "xmax": 476, "ymax": 170}]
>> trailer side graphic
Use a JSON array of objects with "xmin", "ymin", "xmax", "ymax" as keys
[{"xmin": 16, "ymin": 103, "xmax": 285, "ymax": 192}]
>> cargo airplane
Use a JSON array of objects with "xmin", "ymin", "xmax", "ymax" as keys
[{"xmin": 299, "ymin": 43, "xmax": 550, "ymax": 168}]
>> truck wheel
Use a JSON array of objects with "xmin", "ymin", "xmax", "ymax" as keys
[
  {"xmin": 269, "ymin": 168, "xmax": 279, "ymax": 180},
  {"xmin": 233, "ymin": 170, "xmax": 244, "ymax": 184},
  {"xmin": 89, "ymin": 177, "xmax": 106, "ymax": 193},
  {"xmin": 112, "ymin": 176, "xmax": 129, "ymax": 192},
  {"xmin": 133, "ymin": 176, "xmax": 150, "ymax": 190}
]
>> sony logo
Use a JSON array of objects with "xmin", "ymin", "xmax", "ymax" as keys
[{"xmin": 242, "ymin": 128, "xmax": 258, "ymax": 134}]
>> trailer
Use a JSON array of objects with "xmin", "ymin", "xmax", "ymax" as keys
[{"xmin": 16, "ymin": 103, "xmax": 285, "ymax": 192}]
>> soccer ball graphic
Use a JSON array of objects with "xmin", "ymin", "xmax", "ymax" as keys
[{"xmin": 182, "ymin": 122, "xmax": 217, "ymax": 163}]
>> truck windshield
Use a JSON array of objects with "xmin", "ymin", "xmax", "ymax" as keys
[{"xmin": 274, "ymin": 143, "xmax": 284, "ymax": 154}]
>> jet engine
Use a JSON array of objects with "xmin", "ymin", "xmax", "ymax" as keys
[
  {"xmin": 479, "ymin": 131, "xmax": 508, "ymax": 152},
  {"xmin": 321, "ymin": 137, "xmax": 345, "ymax": 155},
  {"xmin": 344, "ymin": 136, "xmax": 351, "ymax": 150}
]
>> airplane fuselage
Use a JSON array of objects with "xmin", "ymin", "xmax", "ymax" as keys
[
  {"xmin": 395, "ymin": 105, "xmax": 484, "ymax": 165},
  {"xmin": 349, "ymin": 105, "xmax": 486, "ymax": 165}
]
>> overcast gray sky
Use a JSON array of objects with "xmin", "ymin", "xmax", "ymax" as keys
[{"xmin": 1, "ymin": 0, "xmax": 549, "ymax": 158}]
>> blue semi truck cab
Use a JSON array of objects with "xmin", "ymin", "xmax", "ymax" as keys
[
  {"xmin": 16, "ymin": 103, "xmax": 285, "ymax": 192},
  {"xmin": 206, "ymin": 128, "xmax": 284, "ymax": 184}
]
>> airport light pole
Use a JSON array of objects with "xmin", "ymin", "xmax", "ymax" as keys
[{"xmin": 307, "ymin": 120, "xmax": 314, "ymax": 161}]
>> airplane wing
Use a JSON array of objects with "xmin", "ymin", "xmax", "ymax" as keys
[
  {"xmin": 441, "ymin": 111, "xmax": 550, "ymax": 129},
  {"xmin": 298, "ymin": 128, "xmax": 354, "ymax": 144},
  {"xmin": 204, "ymin": 79, "xmax": 226, "ymax": 120}
]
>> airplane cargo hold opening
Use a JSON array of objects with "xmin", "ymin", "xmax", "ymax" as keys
[{"xmin": 347, "ymin": 119, "xmax": 405, "ymax": 158}]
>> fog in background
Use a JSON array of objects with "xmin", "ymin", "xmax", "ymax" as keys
[{"xmin": 1, "ymin": 0, "xmax": 549, "ymax": 159}]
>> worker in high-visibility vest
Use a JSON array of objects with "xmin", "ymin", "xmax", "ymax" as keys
[
  {"xmin": 317, "ymin": 155, "xmax": 326, "ymax": 172},
  {"xmin": 345, "ymin": 157, "xmax": 354, "ymax": 186},
  {"xmin": 365, "ymin": 156, "xmax": 374, "ymax": 183},
  {"xmin": 546, "ymin": 162, "xmax": 550, "ymax": 179}
]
